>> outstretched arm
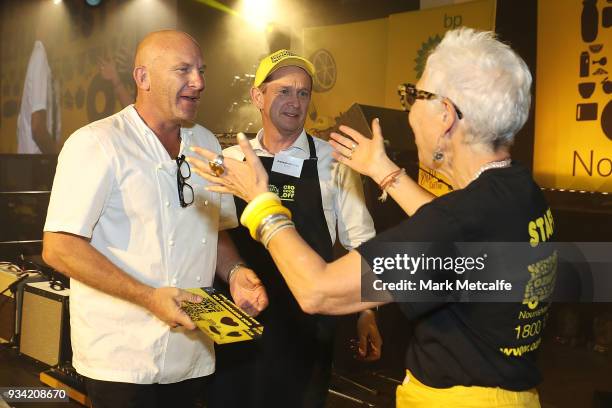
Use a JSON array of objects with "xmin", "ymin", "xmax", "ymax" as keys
[{"xmin": 188, "ymin": 135, "xmax": 388, "ymax": 315}]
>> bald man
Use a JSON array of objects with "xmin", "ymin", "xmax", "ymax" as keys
[{"xmin": 42, "ymin": 30, "xmax": 267, "ymax": 408}]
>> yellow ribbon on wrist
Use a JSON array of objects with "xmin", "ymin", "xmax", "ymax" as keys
[{"xmin": 240, "ymin": 192, "xmax": 292, "ymax": 240}]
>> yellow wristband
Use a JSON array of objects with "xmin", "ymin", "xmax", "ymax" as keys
[
  {"xmin": 247, "ymin": 204, "xmax": 291, "ymax": 239},
  {"xmin": 240, "ymin": 192, "xmax": 280, "ymax": 226},
  {"xmin": 242, "ymin": 200, "xmax": 287, "ymax": 236}
]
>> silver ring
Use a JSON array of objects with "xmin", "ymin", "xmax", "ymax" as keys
[
  {"xmin": 209, "ymin": 154, "xmax": 225, "ymax": 176},
  {"xmin": 213, "ymin": 154, "xmax": 224, "ymax": 166},
  {"xmin": 350, "ymin": 143, "xmax": 357, "ymax": 152}
]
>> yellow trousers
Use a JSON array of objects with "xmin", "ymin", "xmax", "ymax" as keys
[{"xmin": 396, "ymin": 370, "xmax": 541, "ymax": 408}]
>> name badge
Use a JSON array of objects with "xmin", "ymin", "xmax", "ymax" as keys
[{"xmin": 271, "ymin": 153, "xmax": 303, "ymax": 178}]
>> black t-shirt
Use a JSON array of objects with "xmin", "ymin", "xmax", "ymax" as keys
[{"xmin": 356, "ymin": 163, "xmax": 556, "ymax": 391}]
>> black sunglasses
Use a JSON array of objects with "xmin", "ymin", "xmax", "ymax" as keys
[
  {"xmin": 398, "ymin": 83, "xmax": 463, "ymax": 120},
  {"xmin": 176, "ymin": 155, "xmax": 194, "ymax": 208}
]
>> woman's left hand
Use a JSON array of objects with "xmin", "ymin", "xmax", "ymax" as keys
[
  {"xmin": 188, "ymin": 133, "xmax": 269, "ymax": 202},
  {"xmin": 329, "ymin": 118, "xmax": 393, "ymax": 182}
]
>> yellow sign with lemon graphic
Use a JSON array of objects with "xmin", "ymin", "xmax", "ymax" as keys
[{"xmin": 534, "ymin": 0, "xmax": 612, "ymax": 192}]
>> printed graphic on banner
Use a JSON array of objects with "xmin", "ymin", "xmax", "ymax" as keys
[
  {"xmin": 310, "ymin": 49, "xmax": 337, "ymax": 93},
  {"xmin": 384, "ymin": 0, "xmax": 497, "ymax": 109},
  {"xmin": 0, "ymin": 0, "xmax": 176, "ymax": 153},
  {"xmin": 414, "ymin": 34, "xmax": 443, "ymax": 80},
  {"xmin": 535, "ymin": 0, "xmax": 612, "ymax": 192},
  {"xmin": 303, "ymin": 18, "xmax": 389, "ymax": 137}
]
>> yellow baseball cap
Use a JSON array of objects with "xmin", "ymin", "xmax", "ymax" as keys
[{"xmin": 253, "ymin": 49, "xmax": 315, "ymax": 87}]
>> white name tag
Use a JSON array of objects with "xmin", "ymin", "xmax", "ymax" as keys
[{"xmin": 271, "ymin": 153, "xmax": 303, "ymax": 178}]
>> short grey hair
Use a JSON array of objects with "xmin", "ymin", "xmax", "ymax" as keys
[{"xmin": 424, "ymin": 27, "xmax": 532, "ymax": 149}]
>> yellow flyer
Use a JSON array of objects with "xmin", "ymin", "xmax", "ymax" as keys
[{"xmin": 182, "ymin": 287, "xmax": 263, "ymax": 344}]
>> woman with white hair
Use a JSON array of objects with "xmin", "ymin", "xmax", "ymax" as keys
[{"xmin": 190, "ymin": 27, "xmax": 554, "ymax": 407}]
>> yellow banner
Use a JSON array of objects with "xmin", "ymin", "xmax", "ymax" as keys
[
  {"xmin": 385, "ymin": 0, "xmax": 497, "ymax": 109},
  {"xmin": 303, "ymin": 1, "xmax": 496, "ymax": 131},
  {"xmin": 535, "ymin": 0, "xmax": 612, "ymax": 192},
  {"xmin": 303, "ymin": 18, "xmax": 388, "ymax": 134},
  {"xmin": 302, "ymin": 1, "xmax": 496, "ymax": 196}
]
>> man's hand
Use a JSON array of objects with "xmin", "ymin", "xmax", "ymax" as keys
[
  {"xmin": 145, "ymin": 287, "xmax": 202, "ymax": 330},
  {"xmin": 356, "ymin": 309, "xmax": 382, "ymax": 361},
  {"xmin": 229, "ymin": 266, "xmax": 268, "ymax": 317}
]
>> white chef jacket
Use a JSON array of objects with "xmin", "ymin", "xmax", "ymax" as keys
[{"xmin": 44, "ymin": 105, "xmax": 237, "ymax": 383}]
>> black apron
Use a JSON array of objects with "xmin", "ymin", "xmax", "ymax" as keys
[{"xmin": 209, "ymin": 135, "xmax": 336, "ymax": 408}]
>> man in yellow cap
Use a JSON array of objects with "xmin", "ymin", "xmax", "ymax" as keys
[{"xmin": 208, "ymin": 49, "xmax": 381, "ymax": 407}]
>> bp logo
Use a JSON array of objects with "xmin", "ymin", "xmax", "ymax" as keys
[
  {"xmin": 414, "ymin": 35, "xmax": 442, "ymax": 79},
  {"xmin": 310, "ymin": 49, "xmax": 336, "ymax": 93}
]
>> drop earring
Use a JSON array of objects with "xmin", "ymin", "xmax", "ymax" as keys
[{"xmin": 433, "ymin": 149, "xmax": 444, "ymax": 162}]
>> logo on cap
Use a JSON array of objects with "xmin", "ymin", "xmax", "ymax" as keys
[{"xmin": 270, "ymin": 50, "xmax": 298, "ymax": 63}]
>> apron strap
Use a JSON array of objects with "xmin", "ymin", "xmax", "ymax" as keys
[{"xmin": 306, "ymin": 133, "xmax": 317, "ymax": 160}]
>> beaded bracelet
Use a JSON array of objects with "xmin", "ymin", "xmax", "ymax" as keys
[
  {"xmin": 378, "ymin": 168, "xmax": 406, "ymax": 202},
  {"xmin": 377, "ymin": 168, "xmax": 402, "ymax": 190}
]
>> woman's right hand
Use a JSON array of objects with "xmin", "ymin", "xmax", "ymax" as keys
[
  {"xmin": 189, "ymin": 133, "xmax": 269, "ymax": 203},
  {"xmin": 329, "ymin": 118, "xmax": 392, "ymax": 180}
]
